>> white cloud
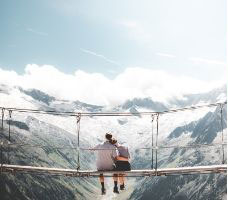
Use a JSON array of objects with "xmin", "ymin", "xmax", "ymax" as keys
[
  {"xmin": 27, "ymin": 28, "xmax": 48, "ymax": 36},
  {"xmin": 80, "ymin": 48, "xmax": 121, "ymax": 66},
  {"xmin": 0, "ymin": 65, "xmax": 224, "ymax": 106},
  {"xmin": 189, "ymin": 57, "xmax": 226, "ymax": 65},
  {"xmin": 156, "ymin": 53, "xmax": 176, "ymax": 58}
]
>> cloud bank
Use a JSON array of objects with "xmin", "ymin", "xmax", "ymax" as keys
[{"xmin": 0, "ymin": 64, "xmax": 224, "ymax": 106}]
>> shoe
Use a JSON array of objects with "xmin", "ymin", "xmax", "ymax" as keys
[
  {"xmin": 101, "ymin": 188, "xmax": 106, "ymax": 195},
  {"xmin": 120, "ymin": 184, "xmax": 125, "ymax": 190},
  {"xmin": 113, "ymin": 186, "xmax": 119, "ymax": 194}
]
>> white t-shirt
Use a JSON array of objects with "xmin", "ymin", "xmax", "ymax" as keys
[{"xmin": 94, "ymin": 141, "xmax": 119, "ymax": 170}]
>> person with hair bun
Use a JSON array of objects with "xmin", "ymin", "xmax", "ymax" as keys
[{"xmin": 110, "ymin": 138, "xmax": 131, "ymax": 190}]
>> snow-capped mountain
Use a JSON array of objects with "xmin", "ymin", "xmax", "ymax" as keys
[
  {"xmin": 130, "ymin": 105, "xmax": 227, "ymax": 200},
  {"xmin": 169, "ymin": 85, "xmax": 227, "ymax": 108},
  {"xmin": 0, "ymin": 84, "xmax": 226, "ymax": 200}
]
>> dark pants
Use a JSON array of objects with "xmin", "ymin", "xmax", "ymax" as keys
[{"xmin": 115, "ymin": 161, "xmax": 131, "ymax": 171}]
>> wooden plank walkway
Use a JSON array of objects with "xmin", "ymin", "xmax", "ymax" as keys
[{"xmin": 1, "ymin": 164, "xmax": 227, "ymax": 177}]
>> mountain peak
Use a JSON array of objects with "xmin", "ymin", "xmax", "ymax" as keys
[
  {"xmin": 19, "ymin": 88, "xmax": 56, "ymax": 105},
  {"xmin": 121, "ymin": 97, "xmax": 168, "ymax": 111}
]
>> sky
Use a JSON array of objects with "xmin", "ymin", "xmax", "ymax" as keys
[{"xmin": 0, "ymin": 0, "xmax": 227, "ymax": 105}]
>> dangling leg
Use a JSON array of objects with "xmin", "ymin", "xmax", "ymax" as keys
[
  {"xmin": 119, "ymin": 174, "xmax": 125, "ymax": 190},
  {"xmin": 99, "ymin": 174, "xmax": 106, "ymax": 195},
  {"xmin": 119, "ymin": 174, "xmax": 124, "ymax": 185},
  {"xmin": 113, "ymin": 174, "xmax": 119, "ymax": 194}
]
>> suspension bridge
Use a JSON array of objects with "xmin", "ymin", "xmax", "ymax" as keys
[{"xmin": 0, "ymin": 102, "xmax": 227, "ymax": 177}]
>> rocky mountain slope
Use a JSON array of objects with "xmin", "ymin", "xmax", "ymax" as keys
[
  {"xmin": 0, "ymin": 115, "xmax": 100, "ymax": 200},
  {"xmin": 130, "ymin": 103, "xmax": 227, "ymax": 200},
  {"xmin": 0, "ymin": 84, "xmax": 226, "ymax": 199}
]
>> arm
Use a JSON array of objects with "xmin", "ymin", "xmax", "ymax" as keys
[{"xmin": 116, "ymin": 156, "xmax": 129, "ymax": 161}]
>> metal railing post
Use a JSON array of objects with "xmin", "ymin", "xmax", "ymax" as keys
[
  {"xmin": 220, "ymin": 104, "xmax": 225, "ymax": 164},
  {"xmin": 155, "ymin": 113, "xmax": 159, "ymax": 174},
  {"xmin": 8, "ymin": 110, "xmax": 12, "ymax": 141},
  {"xmin": 76, "ymin": 113, "xmax": 81, "ymax": 170},
  {"xmin": 151, "ymin": 114, "xmax": 155, "ymax": 169}
]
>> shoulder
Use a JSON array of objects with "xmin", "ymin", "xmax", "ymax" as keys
[
  {"xmin": 104, "ymin": 141, "xmax": 111, "ymax": 146},
  {"xmin": 105, "ymin": 142, "xmax": 117, "ymax": 150},
  {"xmin": 119, "ymin": 145, "xmax": 128, "ymax": 149},
  {"xmin": 95, "ymin": 142, "xmax": 106, "ymax": 148},
  {"xmin": 94, "ymin": 144, "xmax": 101, "ymax": 149}
]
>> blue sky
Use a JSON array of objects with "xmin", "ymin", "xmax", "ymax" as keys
[
  {"xmin": 0, "ymin": 0, "xmax": 227, "ymax": 105},
  {"xmin": 0, "ymin": 0, "xmax": 227, "ymax": 81}
]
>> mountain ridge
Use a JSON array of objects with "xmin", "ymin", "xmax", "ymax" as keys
[{"xmin": 0, "ymin": 84, "xmax": 226, "ymax": 200}]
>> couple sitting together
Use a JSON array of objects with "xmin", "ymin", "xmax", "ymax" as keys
[{"xmin": 94, "ymin": 133, "xmax": 131, "ymax": 195}]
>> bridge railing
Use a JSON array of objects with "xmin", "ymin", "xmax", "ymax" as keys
[{"xmin": 0, "ymin": 102, "xmax": 227, "ymax": 172}]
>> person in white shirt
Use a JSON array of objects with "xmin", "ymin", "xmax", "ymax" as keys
[{"xmin": 94, "ymin": 133, "xmax": 119, "ymax": 195}]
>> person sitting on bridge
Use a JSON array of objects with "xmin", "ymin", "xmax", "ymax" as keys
[
  {"xmin": 110, "ymin": 138, "xmax": 131, "ymax": 190},
  {"xmin": 94, "ymin": 133, "xmax": 120, "ymax": 195}
]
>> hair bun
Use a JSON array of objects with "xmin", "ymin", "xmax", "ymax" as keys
[
  {"xmin": 105, "ymin": 133, "xmax": 112, "ymax": 140},
  {"xmin": 110, "ymin": 138, "xmax": 117, "ymax": 145}
]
